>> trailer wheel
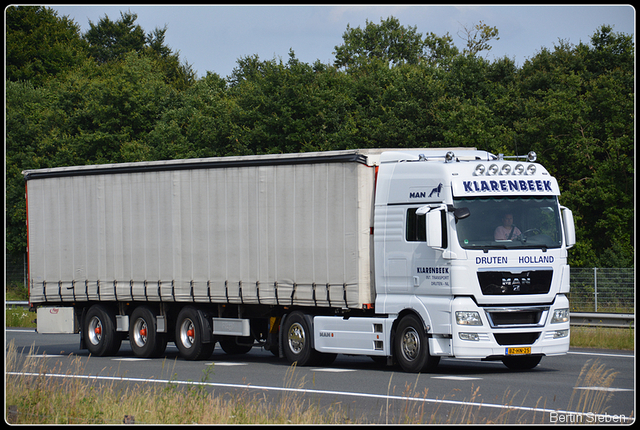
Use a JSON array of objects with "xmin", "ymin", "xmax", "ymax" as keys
[
  {"xmin": 130, "ymin": 306, "xmax": 167, "ymax": 358},
  {"xmin": 502, "ymin": 355, "xmax": 542, "ymax": 370},
  {"xmin": 282, "ymin": 311, "xmax": 320, "ymax": 366},
  {"xmin": 174, "ymin": 306, "xmax": 214, "ymax": 360},
  {"xmin": 84, "ymin": 304, "xmax": 121, "ymax": 357},
  {"xmin": 394, "ymin": 315, "xmax": 440, "ymax": 373}
]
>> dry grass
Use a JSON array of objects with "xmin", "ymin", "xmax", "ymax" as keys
[{"xmin": 6, "ymin": 340, "xmax": 629, "ymax": 424}]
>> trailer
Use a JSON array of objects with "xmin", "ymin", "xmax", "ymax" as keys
[{"xmin": 24, "ymin": 148, "xmax": 575, "ymax": 372}]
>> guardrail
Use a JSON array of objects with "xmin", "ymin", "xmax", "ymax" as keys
[
  {"xmin": 7, "ymin": 302, "xmax": 634, "ymax": 329},
  {"xmin": 570, "ymin": 312, "xmax": 634, "ymax": 329}
]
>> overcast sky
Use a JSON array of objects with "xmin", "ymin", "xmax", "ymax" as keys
[{"xmin": 50, "ymin": 4, "xmax": 635, "ymax": 79}]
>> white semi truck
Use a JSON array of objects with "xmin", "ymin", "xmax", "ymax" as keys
[{"xmin": 23, "ymin": 148, "xmax": 575, "ymax": 372}]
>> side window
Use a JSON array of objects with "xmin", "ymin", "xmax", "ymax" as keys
[{"xmin": 406, "ymin": 208, "xmax": 426, "ymax": 242}]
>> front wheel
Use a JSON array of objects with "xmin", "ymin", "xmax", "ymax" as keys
[
  {"xmin": 282, "ymin": 311, "xmax": 321, "ymax": 366},
  {"xmin": 394, "ymin": 315, "xmax": 440, "ymax": 373},
  {"xmin": 174, "ymin": 306, "xmax": 214, "ymax": 360}
]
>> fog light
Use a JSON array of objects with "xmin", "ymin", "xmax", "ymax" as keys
[
  {"xmin": 554, "ymin": 329, "xmax": 569, "ymax": 339},
  {"xmin": 474, "ymin": 164, "xmax": 486, "ymax": 176},
  {"xmin": 459, "ymin": 332, "xmax": 480, "ymax": 341}
]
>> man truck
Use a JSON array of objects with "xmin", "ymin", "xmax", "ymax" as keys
[{"xmin": 23, "ymin": 148, "xmax": 575, "ymax": 372}]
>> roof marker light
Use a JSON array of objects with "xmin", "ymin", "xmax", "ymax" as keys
[
  {"xmin": 474, "ymin": 164, "xmax": 486, "ymax": 176},
  {"xmin": 513, "ymin": 164, "xmax": 525, "ymax": 175}
]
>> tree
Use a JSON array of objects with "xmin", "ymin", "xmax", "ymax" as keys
[
  {"xmin": 6, "ymin": 5, "xmax": 87, "ymax": 86},
  {"xmin": 458, "ymin": 20, "xmax": 500, "ymax": 56},
  {"xmin": 84, "ymin": 11, "xmax": 146, "ymax": 64},
  {"xmin": 333, "ymin": 16, "xmax": 427, "ymax": 69}
]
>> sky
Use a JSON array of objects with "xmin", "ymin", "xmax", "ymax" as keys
[{"xmin": 50, "ymin": 4, "xmax": 635, "ymax": 79}]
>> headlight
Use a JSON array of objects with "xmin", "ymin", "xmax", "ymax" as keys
[
  {"xmin": 551, "ymin": 308, "xmax": 569, "ymax": 324},
  {"xmin": 456, "ymin": 311, "xmax": 483, "ymax": 326}
]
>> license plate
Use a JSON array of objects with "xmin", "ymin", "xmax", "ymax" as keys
[{"xmin": 506, "ymin": 347, "xmax": 531, "ymax": 355}]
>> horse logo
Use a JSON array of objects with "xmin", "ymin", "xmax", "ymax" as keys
[{"xmin": 429, "ymin": 183, "xmax": 443, "ymax": 197}]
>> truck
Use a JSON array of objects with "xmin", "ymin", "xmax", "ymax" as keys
[{"xmin": 23, "ymin": 148, "xmax": 575, "ymax": 372}]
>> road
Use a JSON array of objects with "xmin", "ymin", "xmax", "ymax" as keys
[{"xmin": 5, "ymin": 328, "xmax": 635, "ymax": 424}]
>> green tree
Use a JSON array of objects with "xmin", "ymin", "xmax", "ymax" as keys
[
  {"xmin": 6, "ymin": 5, "xmax": 87, "ymax": 86},
  {"xmin": 334, "ymin": 16, "xmax": 427, "ymax": 69},
  {"xmin": 84, "ymin": 11, "xmax": 146, "ymax": 64},
  {"xmin": 457, "ymin": 20, "xmax": 500, "ymax": 56}
]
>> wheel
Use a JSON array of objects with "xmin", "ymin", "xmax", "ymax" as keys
[
  {"xmin": 174, "ymin": 306, "xmax": 215, "ymax": 360},
  {"xmin": 129, "ymin": 306, "xmax": 167, "ymax": 358},
  {"xmin": 84, "ymin": 304, "xmax": 121, "ymax": 356},
  {"xmin": 219, "ymin": 337, "xmax": 254, "ymax": 355},
  {"xmin": 502, "ymin": 355, "xmax": 542, "ymax": 370},
  {"xmin": 394, "ymin": 315, "xmax": 440, "ymax": 373},
  {"xmin": 282, "ymin": 311, "xmax": 321, "ymax": 366}
]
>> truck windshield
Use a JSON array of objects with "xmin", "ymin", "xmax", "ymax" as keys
[{"xmin": 453, "ymin": 196, "xmax": 562, "ymax": 250}]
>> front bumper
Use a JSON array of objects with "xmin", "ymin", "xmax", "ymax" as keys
[{"xmin": 451, "ymin": 295, "xmax": 570, "ymax": 359}]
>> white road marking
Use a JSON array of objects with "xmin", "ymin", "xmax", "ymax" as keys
[
  {"xmin": 112, "ymin": 358, "xmax": 151, "ymax": 361},
  {"xmin": 573, "ymin": 386, "xmax": 634, "ymax": 392},
  {"xmin": 205, "ymin": 362, "xmax": 247, "ymax": 366},
  {"xmin": 568, "ymin": 351, "xmax": 633, "ymax": 358},
  {"xmin": 27, "ymin": 354, "xmax": 63, "ymax": 358},
  {"xmin": 432, "ymin": 375, "xmax": 482, "ymax": 381},
  {"xmin": 310, "ymin": 368, "xmax": 357, "ymax": 373}
]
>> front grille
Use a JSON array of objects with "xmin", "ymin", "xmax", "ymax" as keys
[
  {"xmin": 494, "ymin": 332, "xmax": 540, "ymax": 346},
  {"xmin": 484, "ymin": 306, "xmax": 549, "ymax": 328},
  {"xmin": 477, "ymin": 270, "xmax": 552, "ymax": 295}
]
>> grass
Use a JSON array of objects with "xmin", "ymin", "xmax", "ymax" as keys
[
  {"xmin": 570, "ymin": 326, "xmax": 634, "ymax": 351},
  {"xmin": 5, "ymin": 340, "xmax": 629, "ymax": 424}
]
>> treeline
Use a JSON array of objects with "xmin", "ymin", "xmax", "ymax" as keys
[{"xmin": 6, "ymin": 6, "xmax": 634, "ymax": 268}]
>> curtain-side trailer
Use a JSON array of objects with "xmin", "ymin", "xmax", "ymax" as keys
[{"xmin": 24, "ymin": 148, "xmax": 575, "ymax": 372}]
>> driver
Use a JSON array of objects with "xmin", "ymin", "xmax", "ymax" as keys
[{"xmin": 494, "ymin": 213, "xmax": 521, "ymax": 240}]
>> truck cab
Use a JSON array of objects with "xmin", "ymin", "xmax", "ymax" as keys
[{"xmin": 372, "ymin": 149, "xmax": 574, "ymax": 370}]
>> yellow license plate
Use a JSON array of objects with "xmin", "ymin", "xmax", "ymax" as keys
[{"xmin": 506, "ymin": 347, "xmax": 531, "ymax": 355}]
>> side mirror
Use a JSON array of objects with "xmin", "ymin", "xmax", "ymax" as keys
[
  {"xmin": 454, "ymin": 207, "xmax": 470, "ymax": 220},
  {"xmin": 427, "ymin": 209, "xmax": 444, "ymax": 248},
  {"xmin": 561, "ymin": 206, "xmax": 576, "ymax": 248}
]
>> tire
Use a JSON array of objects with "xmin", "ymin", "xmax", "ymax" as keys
[
  {"xmin": 219, "ymin": 337, "xmax": 254, "ymax": 355},
  {"xmin": 502, "ymin": 355, "xmax": 542, "ymax": 370},
  {"xmin": 84, "ymin": 304, "xmax": 121, "ymax": 357},
  {"xmin": 129, "ymin": 306, "xmax": 167, "ymax": 358},
  {"xmin": 282, "ymin": 311, "xmax": 321, "ymax": 366},
  {"xmin": 174, "ymin": 306, "xmax": 214, "ymax": 360},
  {"xmin": 394, "ymin": 315, "xmax": 440, "ymax": 373}
]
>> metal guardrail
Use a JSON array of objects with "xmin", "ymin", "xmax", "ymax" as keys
[
  {"xmin": 6, "ymin": 302, "xmax": 634, "ymax": 329},
  {"xmin": 570, "ymin": 312, "xmax": 635, "ymax": 329}
]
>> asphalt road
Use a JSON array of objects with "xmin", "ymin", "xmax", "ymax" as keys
[{"xmin": 6, "ymin": 328, "xmax": 635, "ymax": 424}]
